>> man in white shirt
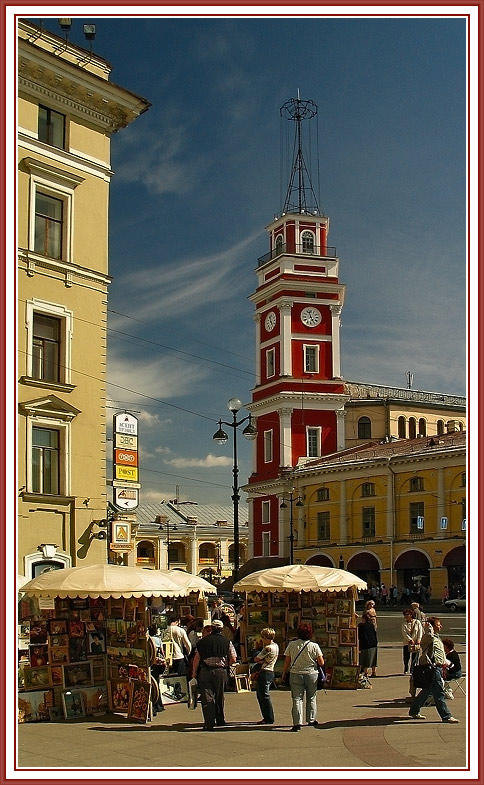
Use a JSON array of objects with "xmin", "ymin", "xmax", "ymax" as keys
[{"xmin": 163, "ymin": 617, "xmax": 191, "ymax": 675}]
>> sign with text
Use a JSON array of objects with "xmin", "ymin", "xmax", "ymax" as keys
[{"xmin": 113, "ymin": 413, "xmax": 140, "ymax": 510}]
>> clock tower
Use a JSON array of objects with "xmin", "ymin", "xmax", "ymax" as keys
[{"xmin": 246, "ymin": 95, "xmax": 348, "ymax": 560}]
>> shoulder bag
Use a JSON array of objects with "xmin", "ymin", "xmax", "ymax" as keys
[{"xmin": 282, "ymin": 640, "xmax": 310, "ymax": 687}]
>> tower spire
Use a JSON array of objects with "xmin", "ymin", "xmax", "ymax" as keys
[{"xmin": 280, "ymin": 94, "xmax": 320, "ymax": 215}]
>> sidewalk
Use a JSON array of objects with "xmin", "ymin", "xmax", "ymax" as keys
[{"xmin": 16, "ymin": 646, "xmax": 467, "ymax": 773}]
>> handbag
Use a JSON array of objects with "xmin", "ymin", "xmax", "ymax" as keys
[
  {"xmin": 316, "ymin": 665, "xmax": 327, "ymax": 690},
  {"xmin": 412, "ymin": 663, "xmax": 435, "ymax": 688},
  {"xmin": 408, "ymin": 643, "xmax": 420, "ymax": 653}
]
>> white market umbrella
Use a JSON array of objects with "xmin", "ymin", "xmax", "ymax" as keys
[
  {"xmin": 161, "ymin": 570, "xmax": 216, "ymax": 595},
  {"xmin": 233, "ymin": 564, "xmax": 367, "ymax": 594},
  {"xmin": 20, "ymin": 563, "xmax": 215, "ymax": 600}
]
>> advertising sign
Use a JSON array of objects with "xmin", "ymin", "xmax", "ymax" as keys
[
  {"xmin": 114, "ymin": 413, "xmax": 138, "ymax": 436},
  {"xmin": 114, "ymin": 487, "xmax": 139, "ymax": 510},
  {"xmin": 115, "ymin": 433, "xmax": 138, "ymax": 450},
  {"xmin": 113, "ymin": 412, "xmax": 140, "ymax": 510},
  {"xmin": 115, "ymin": 465, "xmax": 139, "ymax": 482},
  {"xmin": 114, "ymin": 449, "xmax": 138, "ymax": 467}
]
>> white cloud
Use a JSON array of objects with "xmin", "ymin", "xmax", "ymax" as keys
[
  {"xmin": 107, "ymin": 351, "xmax": 208, "ymax": 404},
  {"xmin": 165, "ymin": 453, "xmax": 232, "ymax": 469}
]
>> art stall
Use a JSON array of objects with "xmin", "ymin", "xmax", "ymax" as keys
[
  {"xmin": 233, "ymin": 564, "xmax": 367, "ymax": 689},
  {"xmin": 18, "ymin": 564, "xmax": 216, "ymax": 723}
]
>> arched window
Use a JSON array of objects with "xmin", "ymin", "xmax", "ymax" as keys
[
  {"xmin": 358, "ymin": 416, "xmax": 371, "ymax": 440},
  {"xmin": 408, "ymin": 417, "xmax": 417, "ymax": 439},
  {"xmin": 398, "ymin": 416, "xmax": 406, "ymax": 438},
  {"xmin": 301, "ymin": 230, "xmax": 315, "ymax": 254},
  {"xmin": 275, "ymin": 234, "xmax": 283, "ymax": 256},
  {"xmin": 137, "ymin": 540, "xmax": 155, "ymax": 565},
  {"xmin": 437, "ymin": 419, "xmax": 444, "ymax": 435},
  {"xmin": 418, "ymin": 418, "xmax": 427, "ymax": 437}
]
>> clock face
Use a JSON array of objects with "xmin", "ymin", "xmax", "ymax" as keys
[
  {"xmin": 265, "ymin": 311, "xmax": 277, "ymax": 332},
  {"xmin": 300, "ymin": 306, "xmax": 322, "ymax": 327}
]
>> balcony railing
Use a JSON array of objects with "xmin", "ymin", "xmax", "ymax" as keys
[{"xmin": 258, "ymin": 243, "xmax": 337, "ymax": 267}]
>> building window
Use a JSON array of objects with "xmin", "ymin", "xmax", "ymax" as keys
[
  {"xmin": 398, "ymin": 416, "xmax": 406, "ymax": 438},
  {"xmin": 263, "ymin": 430, "xmax": 273, "ymax": 463},
  {"xmin": 262, "ymin": 532, "xmax": 270, "ymax": 557},
  {"xmin": 317, "ymin": 511, "xmax": 330, "ymax": 540},
  {"xmin": 362, "ymin": 507, "xmax": 375, "ymax": 537},
  {"xmin": 262, "ymin": 500, "xmax": 270, "ymax": 524},
  {"xmin": 38, "ymin": 105, "xmax": 66, "ymax": 149},
  {"xmin": 418, "ymin": 418, "xmax": 427, "ymax": 437},
  {"xmin": 410, "ymin": 477, "xmax": 424, "ymax": 492},
  {"xmin": 317, "ymin": 487, "xmax": 329, "ymax": 502},
  {"xmin": 361, "ymin": 482, "xmax": 375, "ymax": 497},
  {"xmin": 34, "ymin": 192, "xmax": 63, "ymax": 259},
  {"xmin": 266, "ymin": 348, "xmax": 275, "ymax": 378},
  {"xmin": 304, "ymin": 345, "xmax": 319, "ymax": 373},
  {"xmin": 460, "ymin": 472, "xmax": 466, "ymax": 487},
  {"xmin": 410, "ymin": 501, "xmax": 425, "ymax": 533},
  {"xmin": 408, "ymin": 417, "xmax": 417, "ymax": 439},
  {"xmin": 32, "ymin": 313, "xmax": 61, "ymax": 382},
  {"xmin": 437, "ymin": 419, "xmax": 445, "ymax": 435},
  {"xmin": 32, "ymin": 426, "xmax": 59, "ymax": 494},
  {"xmin": 275, "ymin": 234, "xmax": 284, "ymax": 255},
  {"xmin": 307, "ymin": 427, "xmax": 321, "ymax": 458},
  {"xmin": 358, "ymin": 417, "xmax": 371, "ymax": 439},
  {"xmin": 301, "ymin": 230, "xmax": 315, "ymax": 254}
]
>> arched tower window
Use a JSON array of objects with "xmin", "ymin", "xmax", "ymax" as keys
[
  {"xmin": 301, "ymin": 230, "xmax": 315, "ymax": 254},
  {"xmin": 398, "ymin": 416, "xmax": 406, "ymax": 438},
  {"xmin": 358, "ymin": 416, "xmax": 371, "ymax": 440},
  {"xmin": 408, "ymin": 417, "xmax": 417, "ymax": 439},
  {"xmin": 437, "ymin": 419, "xmax": 444, "ymax": 435},
  {"xmin": 275, "ymin": 234, "xmax": 283, "ymax": 256},
  {"xmin": 418, "ymin": 418, "xmax": 427, "ymax": 437}
]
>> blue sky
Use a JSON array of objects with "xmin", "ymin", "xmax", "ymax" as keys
[{"xmin": 35, "ymin": 12, "xmax": 468, "ymax": 507}]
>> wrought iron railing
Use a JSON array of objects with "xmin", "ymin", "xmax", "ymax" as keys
[{"xmin": 258, "ymin": 243, "xmax": 337, "ymax": 267}]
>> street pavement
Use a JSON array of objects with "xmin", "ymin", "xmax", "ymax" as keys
[{"xmin": 16, "ymin": 644, "xmax": 467, "ymax": 773}]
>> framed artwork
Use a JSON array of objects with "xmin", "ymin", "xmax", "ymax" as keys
[
  {"xmin": 63, "ymin": 661, "xmax": 93, "ymax": 688},
  {"xmin": 70, "ymin": 598, "xmax": 89, "ymax": 610},
  {"xmin": 312, "ymin": 619, "xmax": 327, "ymax": 631},
  {"xmin": 18, "ymin": 689, "xmax": 53, "ymax": 722},
  {"xmin": 270, "ymin": 593, "xmax": 286, "ymax": 606},
  {"xmin": 109, "ymin": 597, "xmax": 124, "ymax": 618},
  {"xmin": 326, "ymin": 602, "xmax": 335, "ymax": 616},
  {"xmin": 326, "ymin": 617, "xmax": 338, "ymax": 633},
  {"xmin": 323, "ymin": 649, "xmax": 337, "ymax": 666},
  {"xmin": 160, "ymin": 675, "xmax": 188, "ymax": 705},
  {"xmin": 90, "ymin": 607, "xmax": 105, "ymax": 622},
  {"xmin": 335, "ymin": 599, "xmax": 351, "ymax": 615},
  {"xmin": 88, "ymin": 630, "xmax": 106, "ymax": 655},
  {"xmin": 311, "ymin": 605, "xmax": 326, "ymax": 619},
  {"xmin": 68, "ymin": 621, "xmax": 85, "ymax": 638},
  {"xmin": 48, "ymin": 705, "xmax": 63, "ymax": 721},
  {"xmin": 50, "ymin": 646, "xmax": 69, "ymax": 664},
  {"xmin": 89, "ymin": 597, "xmax": 106, "ymax": 610},
  {"xmin": 50, "ymin": 665, "xmax": 63, "ymax": 687},
  {"xmin": 339, "ymin": 628, "xmax": 357, "ymax": 646},
  {"xmin": 61, "ymin": 690, "xmax": 86, "ymax": 719},
  {"xmin": 336, "ymin": 647, "xmax": 355, "ymax": 666},
  {"xmin": 124, "ymin": 598, "xmax": 137, "ymax": 620},
  {"xmin": 29, "ymin": 644, "xmax": 49, "ymax": 667},
  {"xmin": 312, "ymin": 591, "xmax": 326, "ymax": 605},
  {"xmin": 125, "ymin": 621, "xmax": 138, "ymax": 647},
  {"xmin": 90, "ymin": 656, "xmax": 106, "ymax": 685},
  {"xmin": 127, "ymin": 680, "xmax": 151, "ymax": 722},
  {"xmin": 108, "ymin": 680, "xmax": 131, "ymax": 712},
  {"xmin": 69, "ymin": 636, "xmax": 88, "ymax": 662},
  {"xmin": 288, "ymin": 593, "xmax": 300, "ymax": 609},
  {"xmin": 338, "ymin": 616, "xmax": 351, "ymax": 629},
  {"xmin": 79, "ymin": 686, "xmax": 108, "ymax": 716},
  {"xmin": 116, "ymin": 620, "xmax": 127, "ymax": 645},
  {"xmin": 329, "ymin": 665, "xmax": 360, "ymax": 690},
  {"xmin": 110, "ymin": 663, "xmax": 129, "ymax": 680},
  {"xmin": 49, "ymin": 634, "xmax": 68, "ymax": 648},
  {"xmin": 180, "ymin": 605, "xmax": 192, "ymax": 617},
  {"xmin": 247, "ymin": 609, "xmax": 268, "ymax": 625},
  {"xmin": 29, "ymin": 620, "xmax": 48, "ymax": 644},
  {"xmin": 288, "ymin": 612, "xmax": 300, "ymax": 631},
  {"xmin": 300, "ymin": 593, "xmax": 311, "ymax": 608},
  {"xmin": 49, "ymin": 619, "xmax": 67, "ymax": 636},
  {"xmin": 136, "ymin": 621, "xmax": 146, "ymax": 640},
  {"xmin": 23, "ymin": 666, "xmax": 51, "ymax": 690},
  {"xmin": 79, "ymin": 609, "xmax": 91, "ymax": 622},
  {"xmin": 328, "ymin": 634, "xmax": 338, "ymax": 648},
  {"xmin": 315, "ymin": 633, "xmax": 328, "ymax": 648},
  {"xmin": 55, "ymin": 598, "xmax": 70, "ymax": 614},
  {"xmin": 270, "ymin": 607, "xmax": 286, "ymax": 624},
  {"xmin": 246, "ymin": 592, "xmax": 265, "ymax": 607}
]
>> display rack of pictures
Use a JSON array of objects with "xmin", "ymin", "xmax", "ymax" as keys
[
  {"xmin": 18, "ymin": 595, "xmax": 151, "ymax": 723},
  {"xmin": 242, "ymin": 588, "xmax": 359, "ymax": 688}
]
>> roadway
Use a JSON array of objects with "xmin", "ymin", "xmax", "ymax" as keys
[{"xmin": 366, "ymin": 607, "xmax": 466, "ymax": 650}]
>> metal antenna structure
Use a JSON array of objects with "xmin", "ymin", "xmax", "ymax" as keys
[{"xmin": 280, "ymin": 94, "xmax": 321, "ymax": 215}]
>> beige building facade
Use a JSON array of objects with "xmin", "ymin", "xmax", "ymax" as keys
[{"xmin": 17, "ymin": 21, "xmax": 149, "ymax": 578}]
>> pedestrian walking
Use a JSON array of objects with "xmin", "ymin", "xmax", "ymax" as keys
[
  {"xmin": 281, "ymin": 623, "xmax": 324, "ymax": 732},
  {"xmin": 408, "ymin": 617, "xmax": 459, "ymax": 723},
  {"xmin": 401, "ymin": 608, "xmax": 423, "ymax": 675},
  {"xmin": 253, "ymin": 627, "xmax": 279, "ymax": 725},
  {"xmin": 191, "ymin": 618, "xmax": 237, "ymax": 731},
  {"xmin": 358, "ymin": 611, "xmax": 378, "ymax": 677},
  {"xmin": 162, "ymin": 617, "xmax": 191, "ymax": 675}
]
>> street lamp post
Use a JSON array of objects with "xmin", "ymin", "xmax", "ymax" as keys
[
  {"xmin": 280, "ymin": 492, "xmax": 304, "ymax": 564},
  {"xmin": 213, "ymin": 398, "xmax": 257, "ymax": 583}
]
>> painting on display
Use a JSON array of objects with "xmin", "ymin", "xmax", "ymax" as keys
[
  {"xmin": 108, "ymin": 680, "xmax": 131, "ymax": 712},
  {"xmin": 61, "ymin": 690, "xmax": 86, "ymax": 719},
  {"xmin": 329, "ymin": 665, "xmax": 360, "ymax": 690},
  {"xmin": 78, "ymin": 686, "xmax": 108, "ymax": 716},
  {"xmin": 339, "ymin": 628, "xmax": 357, "ymax": 646},
  {"xmin": 19, "ymin": 689, "xmax": 54, "ymax": 722},
  {"xmin": 127, "ymin": 680, "xmax": 151, "ymax": 722},
  {"xmin": 160, "ymin": 675, "xmax": 188, "ymax": 705},
  {"xmin": 23, "ymin": 666, "xmax": 51, "ymax": 691},
  {"xmin": 62, "ymin": 661, "xmax": 93, "ymax": 688}
]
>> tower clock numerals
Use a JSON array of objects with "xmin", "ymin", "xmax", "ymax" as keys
[
  {"xmin": 265, "ymin": 310, "xmax": 277, "ymax": 332},
  {"xmin": 300, "ymin": 306, "xmax": 322, "ymax": 327}
]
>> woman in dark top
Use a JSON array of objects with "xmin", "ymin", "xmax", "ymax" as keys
[{"xmin": 358, "ymin": 611, "xmax": 378, "ymax": 677}]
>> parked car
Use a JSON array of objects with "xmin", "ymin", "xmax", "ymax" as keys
[{"xmin": 444, "ymin": 596, "xmax": 466, "ymax": 612}]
